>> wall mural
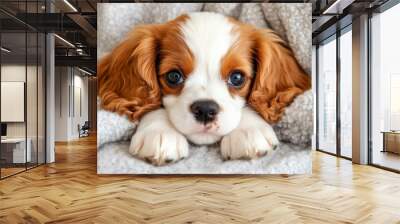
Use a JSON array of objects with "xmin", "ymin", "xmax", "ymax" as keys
[{"xmin": 97, "ymin": 3, "xmax": 313, "ymax": 174}]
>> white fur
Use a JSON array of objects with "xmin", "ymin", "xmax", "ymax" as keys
[
  {"xmin": 220, "ymin": 107, "xmax": 280, "ymax": 160},
  {"xmin": 163, "ymin": 12, "xmax": 244, "ymax": 145},
  {"xmin": 129, "ymin": 109, "xmax": 189, "ymax": 166}
]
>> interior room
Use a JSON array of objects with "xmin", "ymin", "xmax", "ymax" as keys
[
  {"xmin": 0, "ymin": 0, "xmax": 97, "ymax": 178},
  {"xmin": 314, "ymin": 0, "xmax": 400, "ymax": 172},
  {"xmin": 1, "ymin": 19, "xmax": 46, "ymax": 178},
  {"xmin": 0, "ymin": 0, "xmax": 399, "ymax": 223}
]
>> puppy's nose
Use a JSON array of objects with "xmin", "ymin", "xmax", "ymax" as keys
[{"xmin": 190, "ymin": 100, "xmax": 220, "ymax": 124}]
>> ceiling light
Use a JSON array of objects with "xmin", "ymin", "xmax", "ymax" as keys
[
  {"xmin": 63, "ymin": 0, "xmax": 78, "ymax": 12},
  {"xmin": 78, "ymin": 67, "xmax": 93, "ymax": 76},
  {"xmin": 322, "ymin": 0, "xmax": 355, "ymax": 15},
  {"xmin": 76, "ymin": 48, "xmax": 86, "ymax": 56},
  {"xmin": 54, "ymin": 34, "xmax": 75, "ymax": 48},
  {"xmin": 1, "ymin": 47, "xmax": 11, "ymax": 53},
  {"xmin": 323, "ymin": 0, "xmax": 341, "ymax": 14}
]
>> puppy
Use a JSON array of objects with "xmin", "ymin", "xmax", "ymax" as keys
[{"xmin": 98, "ymin": 12, "xmax": 311, "ymax": 166}]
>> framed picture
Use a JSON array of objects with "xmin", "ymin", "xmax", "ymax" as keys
[{"xmin": 97, "ymin": 3, "xmax": 313, "ymax": 174}]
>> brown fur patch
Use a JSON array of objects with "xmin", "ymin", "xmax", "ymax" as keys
[
  {"xmin": 158, "ymin": 16, "xmax": 194, "ymax": 96},
  {"xmin": 98, "ymin": 15, "xmax": 191, "ymax": 121},
  {"xmin": 227, "ymin": 17, "xmax": 311, "ymax": 123}
]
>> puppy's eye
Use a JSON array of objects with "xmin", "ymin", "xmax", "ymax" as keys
[
  {"xmin": 227, "ymin": 71, "xmax": 245, "ymax": 88},
  {"xmin": 165, "ymin": 70, "xmax": 184, "ymax": 87}
]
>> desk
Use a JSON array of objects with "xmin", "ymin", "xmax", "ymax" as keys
[
  {"xmin": 1, "ymin": 138, "xmax": 31, "ymax": 163},
  {"xmin": 381, "ymin": 131, "xmax": 400, "ymax": 155}
]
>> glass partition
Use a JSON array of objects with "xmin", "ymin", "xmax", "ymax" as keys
[
  {"xmin": 38, "ymin": 32, "xmax": 45, "ymax": 165},
  {"xmin": 0, "ymin": 1, "xmax": 46, "ymax": 179},
  {"xmin": 27, "ymin": 31, "xmax": 38, "ymax": 169},
  {"xmin": 1, "ymin": 30, "xmax": 28, "ymax": 177},
  {"xmin": 339, "ymin": 27, "xmax": 352, "ymax": 158},
  {"xmin": 317, "ymin": 36, "xmax": 337, "ymax": 155},
  {"xmin": 370, "ymin": 3, "xmax": 400, "ymax": 171}
]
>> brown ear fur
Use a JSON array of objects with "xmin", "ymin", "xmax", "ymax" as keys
[
  {"xmin": 248, "ymin": 29, "xmax": 311, "ymax": 123},
  {"xmin": 98, "ymin": 24, "xmax": 164, "ymax": 121}
]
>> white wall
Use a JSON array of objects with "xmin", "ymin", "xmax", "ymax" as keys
[
  {"xmin": 1, "ymin": 82, "xmax": 25, "ymax": 122},
  {"xmin": 1, "ymin": 65, "xmax": 39, "ymax": 138},
  {"xmin": 55, "ymin": 67, "xmax": 69, "ymax": 141},
  {"xmin": 72, "ymin": 73, "xmax": 89, "ymax": 137},
  {"xmin": 1, "ymin": 66, "xmax": 26, "ymax": 129},
  {"xmin": 54, "ymin": 67, "xmax": 89, "ymax": 141},
  {"xmin": 1, "ymin": 65, "xmax": 26, "ymax": 139}
]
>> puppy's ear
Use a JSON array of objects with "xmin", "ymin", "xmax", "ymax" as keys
[
  {"xmin": 248, "ymin": 29, "xmax": 311, "ymax": 123},
  {"xmin": 98, "ymin": 24, "xmax": 164, "ymax": 121}
]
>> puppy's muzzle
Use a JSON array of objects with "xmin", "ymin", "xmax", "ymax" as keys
[{"xmin": 190, "ymin": 100, "xmax": 220, "ymax": 124}]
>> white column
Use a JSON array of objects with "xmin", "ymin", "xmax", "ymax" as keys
[
  {"xmin": 352, "ymin": 14, "xmax": 369, "ymax": 164},
  {"xmin": 45, "ymin": 0, "xmax": 56, "ymax": 163},
  {"xmin": 46, "ymin": 32, "xmax": 55, "ymax": 163}
]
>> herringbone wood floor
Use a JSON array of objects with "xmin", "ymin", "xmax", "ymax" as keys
[{"xmin": 1, "ymin": 135, "xmax": 400, "ymax": 224}]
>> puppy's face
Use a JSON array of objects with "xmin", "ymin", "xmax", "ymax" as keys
[
  {"xmin": 99, "ymin": 12, "xmax": 311, "ymax": 145},
  {"xmin": 159, "ymin": 13, "xmax": 253, "ymax": 145}
]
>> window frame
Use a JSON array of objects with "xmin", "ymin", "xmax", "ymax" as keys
[{"xmin": 315, "ymin": 24, "xmax": 353, "ymax": 161}]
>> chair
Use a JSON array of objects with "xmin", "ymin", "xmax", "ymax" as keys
[{"xmin": 78, "ymin": 121, "xmax": 90, "ymax": 138}]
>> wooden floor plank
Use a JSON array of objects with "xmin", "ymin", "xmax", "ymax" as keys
[{"xmin": 0, "ymin": 135, "xmax": 399, "ymax": 223}]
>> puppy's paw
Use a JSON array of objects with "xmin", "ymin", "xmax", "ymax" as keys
[
  {"xmin": 129, "ymin": 129, "xmax": 189, "ymax": 166},
  {"xmin": 220, "ymin": 124, "xmax": 279, "ymax": 160}
]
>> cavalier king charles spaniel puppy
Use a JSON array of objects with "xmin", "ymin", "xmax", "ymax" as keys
[{"xmin": 99, "ymin": 12, "xmax": 311, "ymax": 166}]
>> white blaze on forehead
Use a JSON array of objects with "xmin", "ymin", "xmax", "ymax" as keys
[
  {"xmin": 162, "ymin": 12, "xmax": 245, "ymax": 145},
  {"xmin": 179, "ymin": 12, "xmax": 238, "ymax": 88}
]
